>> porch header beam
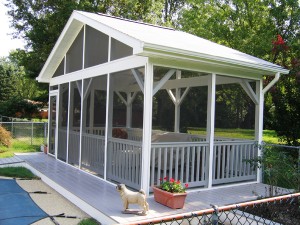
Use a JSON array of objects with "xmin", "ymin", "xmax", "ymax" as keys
[{"xmin": 50, "ymin": 55, "xmax": 147, "ymax": 86}]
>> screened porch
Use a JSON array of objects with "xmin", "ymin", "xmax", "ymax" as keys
[{"xmin": 48, "ymin": 66, "xmax": 258, "ymax": 192}]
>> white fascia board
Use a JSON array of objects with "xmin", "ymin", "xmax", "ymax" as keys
[
  {"xmin": 37, "ymin": 12, "xmax": 84, "ymax": 83},
  {"xmin": 75, "ymin": 11, "xmax": 143, "ymax": 54},
  {"xmin": 49, "ymin": 55, "xmax": 147, "ymax": 86},
  {"xmin": 142, "ymin": 44, "xmax": 289, "ymax": 75}
]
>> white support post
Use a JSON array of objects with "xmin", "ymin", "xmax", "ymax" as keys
[
  {"xmin": 66, "ymin": 82, "xmax": 71, "ymax": 164},
  {"xmin": 126, "ymin": 92, "xmax": 132, "ymax": 128},
  {"xmin": 82, "ymin": 25, "xmax": 86, "ymax": 69},
  {"xmin": 141, "ymin": 62, "xmax": 153, "ymax": 195},
  {"xmin": 104, "ymin": 74, "xmax": 114, "ymax": 180},
  {"xmin": 255, "ymin": 79, "xmax": 264, "ymax": 183},
  {"xmin": 89, "ymin": 86, "xmax": 95, "ymax": 132},
  {"xmin": 206, "ymin": 73, "xmax": 216, "ymax": 188},
  {"xmin": 79, "ymin": 80, "xmax": 84, "ymax": 169},
  {"xmin": 174, "ymin": 70, "xmax": 181, "ymax": 133}
]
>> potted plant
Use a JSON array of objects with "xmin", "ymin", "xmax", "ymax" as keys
[
  {"xmin": 153, "ymin": 177, "xmax": 188, "ymax": 209},
  {"xmin": 41, "ymin": 143, "xmax": 48, "ymax": 154}
]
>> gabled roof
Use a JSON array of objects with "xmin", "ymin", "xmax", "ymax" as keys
[{"xmin": 37, "ymin": 10, "xmax": 289, "ymax": 83}]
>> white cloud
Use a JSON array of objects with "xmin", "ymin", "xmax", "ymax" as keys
[{"xmin": 0, "ymin": 0, "xmax": 25, "ymax": 57}]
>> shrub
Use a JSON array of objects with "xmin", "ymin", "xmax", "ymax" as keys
[{"xmin": 0, "ymin": 125, "xmax": 12, "ymax": 148}]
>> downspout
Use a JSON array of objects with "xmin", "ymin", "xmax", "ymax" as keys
[{"xmin": 262, "ymin": 72, "xmax": 280, "ymax": 94}]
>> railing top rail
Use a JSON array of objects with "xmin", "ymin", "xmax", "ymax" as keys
[
  {"xmin": 151, "ymin": 141, "xmax": 209, "ymax": 147},
  {"xmin": 109, "ymin": 137, "xmax": 142, "ymax": 146},
  {"xmin": 214, "ymin": 140, "xmax": 256, "ymax": 144},
  {"xmin": 0, "ymin": 121, "xmax": 47, "ymax": 124}
]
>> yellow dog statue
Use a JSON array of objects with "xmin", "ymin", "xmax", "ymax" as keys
[{"xmin": 116, "ymin": 184, "xmax": 149, "ymax": 215}]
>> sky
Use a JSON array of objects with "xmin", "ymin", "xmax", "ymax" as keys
[{"xmin": 0, "ymin": 0, "xmax": 25, "ymax": 57}]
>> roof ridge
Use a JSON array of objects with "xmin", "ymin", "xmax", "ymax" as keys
[{"xmin": 96, "ymin": 12, "xmax": 175, "ymax": 31}]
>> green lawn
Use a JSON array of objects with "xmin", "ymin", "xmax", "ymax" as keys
[
  {"xmin": 0, "ymin": 128, "xmax": 282, "ymax": 159},
  {"xmin": 0, "ymin": 167, "xmax": 38, "ymax": 179},
  {"xmin": 188, "ymin": 128, "xmax": 281, "ymax": 144},
  {"xmin": 0, "ymin": 139, "xmax": 40, "ymax": 158}
]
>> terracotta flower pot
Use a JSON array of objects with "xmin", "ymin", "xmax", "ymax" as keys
[
  {"xmin": 44, "ymin": 146, "xmax": 48, "ymax": 154},
  {"xmin": 153, "ymin": 186, "xmax": 187, "ymax": 209}
]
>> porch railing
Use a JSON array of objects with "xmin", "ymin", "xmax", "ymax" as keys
[
  {"xmin": 150, "ymin": 142, "xmax": 209, "ymax": 189},
  {"xmin": 107, "ymin": 138, "xmax": 143, "ymax": 190},
  {"xmin": 56, "ymin": 127, "xmax": 258, "ymax": 190},
  {"xmin": 213, "ymin": 141, "xmax": 257, "ymax": 185},
  {"xmin": 81, "ymin": 133, "xmax": 105, "ymax": 176}
]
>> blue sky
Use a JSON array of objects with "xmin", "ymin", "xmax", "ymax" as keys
[{"xmin": 0, "ymin": 0, "xmax": 25, "ymax": 57}]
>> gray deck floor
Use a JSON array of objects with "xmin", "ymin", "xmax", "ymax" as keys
[
  {"xmin": 12, "ymin": 153, "xmax": 284, "ymax": 224},
  {"xmin": 0, "ymin": 155, "xmax": 24, "ymax": 165}
]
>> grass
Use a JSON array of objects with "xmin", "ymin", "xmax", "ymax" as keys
[
  {"xmin": 0, "ymin": 167, "xmax": 38, "ymax": 179},
  {"xmin": 77, "ymin": 218, "xmax": 101, "ymax": 225},
  {"xmin": 0, "ymin": 139, "xmax": 40, "ymax": 158},
  {"xmin": 188, "ymin": 127, "xmax": 281, "ymax": 144}
]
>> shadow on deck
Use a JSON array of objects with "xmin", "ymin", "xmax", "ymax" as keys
[{"xmin": 12, "ymin": 153, "xmax": 288, "ymax": 225}]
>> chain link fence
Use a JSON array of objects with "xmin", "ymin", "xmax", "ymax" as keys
[
  {"xmin": 127, "ymin": 193, "xmax": 299, "ymax": 225},
  {"xmin": 260, "ymin": 143, "xmax": 300, "ymax": 193},
  {"xmin": 0, "ymin": 120, "xmax": 48, "ymax": 146}
]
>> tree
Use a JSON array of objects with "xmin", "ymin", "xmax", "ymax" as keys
[
  {"xmin": 271, "ymin": 55, "xmax": 300, "ymax": 145},
  {"xmin": 0, "ymin": 56, "xmax": 45, "ymax": 118},
  {"xmin": 179, "ymin": 0, "xmax": 300, "ymax": 138},
  {"xmin": 179, "ymin": 0, "xmax": 275, "ymax": 59},
  {"xmin": 0, "ymin": 57, "xmax": 17, "ymax": 104}
]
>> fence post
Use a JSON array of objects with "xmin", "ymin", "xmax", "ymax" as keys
[
  {"xmin": 31, "ymin": 121, "xmax": 33, "ymax": 145},
  {"xmin": 11, "ymin": 119, "xmax": 14, "ymax": 137},
  {"xmin": 44, "ymin": 122, "xmax": 47, "ymax": 145}
]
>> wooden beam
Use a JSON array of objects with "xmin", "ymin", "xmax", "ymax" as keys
[
  {"xmin": 83, "ymin": 78, "xmax": 93, "ymax": 100},
  {"xmin": 131, "ymin": 68, "xmax": 144, "ymax": 93},
  {"xmin": 152, "ymin": 69, "xmax": 176, "ymax": 96},
  {"xmin": 166, "ymin": 89, "xmax": 176, "ymax": 104},
  {"xmin": 115, "ymin": 91, "xmax": 127, "ymax": 105},
  {"xmin": 240, "ymin": 80, "xmax": 259, "ymax": 105}
]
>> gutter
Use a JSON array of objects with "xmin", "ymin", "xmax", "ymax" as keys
[
  {"xmin": 142, "ymin": 44, "xmax": 290, "ymax": 75},
  {"xmin": 262, "ymin": 72, "xmax": 280, "ymax": 94}
]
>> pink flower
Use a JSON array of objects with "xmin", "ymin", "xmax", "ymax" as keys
[
  {"xmin": 185, "ymin": 183, "xmax": 189, "ymax": 188},
  {"xmin": 170, "ymin": 178, "xmax": 175, "ymax": 182},
  {"xmin": 164, "ymin": 176, "xmax": 168, "ymax": 180}
]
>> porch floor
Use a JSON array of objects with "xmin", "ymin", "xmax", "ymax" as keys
[{"xmin": 14, "ymin": 153, "xmax": 282, "ymax": 224}]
